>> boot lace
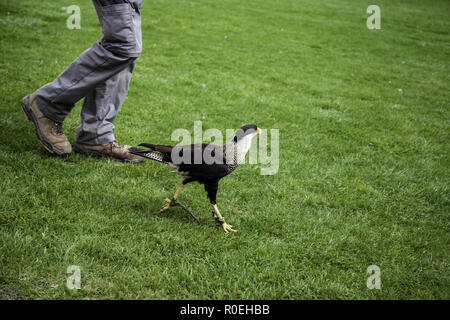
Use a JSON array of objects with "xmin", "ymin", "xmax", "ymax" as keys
[
  {"xmin": 111, "ymin": 140, "xmax": 126, "ymax": 151},
  {"xmin": 53, "ymin": 122, "xmax": 64, "ymax": 136}
]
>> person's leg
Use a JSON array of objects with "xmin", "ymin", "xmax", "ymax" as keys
[
  {"xmin": 34, "ymin": 43, "xmax": 136, "ymax": 123},
  {"xmin": 23, "ymin": 0, "xmax": 143, "ymax": 156},
  {"xmin": 72, "ymin": 60, "xmax": 143, "ymax": 164},
  {"xmin": 75, "ymin": 60, "xmax": 136, "ymax": 145},
  {"xmin": 35, "ymin": 0, "xmax": 142, "ymax": 123},
  {"xmin": 71, "ymin": 0, "xmax": 144, "ymax": 163}
]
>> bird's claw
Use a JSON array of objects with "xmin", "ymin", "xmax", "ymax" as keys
[
  {"xmin": 222, "ymin": 222, "xmax": 237, "ymax": 234},
  {"xmin": 212, "ymin": 212, "xmax": 237, "ymax": 234},
  {"xmin": 159, "ymin": 204, "xmax": 170, "ymax": 213},
  {"xmin": 159, "ymin": 198, "xmax": 172, "ymax": 212}
]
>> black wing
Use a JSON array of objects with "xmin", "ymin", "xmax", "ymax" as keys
[
  {"xmin": 131, "ymin": 143, "xmax": 230, "ymax": 180},
  {"xmin": 173, "ymin": 144, "xmax": 230, "ymax": 180}
]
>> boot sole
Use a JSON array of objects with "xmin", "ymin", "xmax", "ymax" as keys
[
  {"xmin": 73, "ymin": 144, "xmax": 144, "ymax": 164},
  {"xmin": 21, "ymin": 95, "xmax": 70, "ymax": 157}
]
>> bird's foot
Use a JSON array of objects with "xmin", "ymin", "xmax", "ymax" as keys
[
  {"xmin": 222, "ymin": 222, "xmax": 237, "ymax": 234},
  {"xmin": 159, "ymin": 198, "xmax": 173, "ymax": 213},
  {"xmin": 213, "ymin": 211, "xmax": 237, "ymax": 234}
]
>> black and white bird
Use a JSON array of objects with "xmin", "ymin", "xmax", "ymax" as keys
[{"xmin": 130, "ymin": 124, "xmax": 260, "ymax": 233}]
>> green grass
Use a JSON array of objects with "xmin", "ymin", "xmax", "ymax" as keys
[{"xmin": 0, "ymin": 0, "xmax": 449, "ymax": 299}]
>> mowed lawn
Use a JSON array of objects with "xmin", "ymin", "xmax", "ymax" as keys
[{"xmin": 0, "ymin": 0, "xmax": 449, "ymax": 299}]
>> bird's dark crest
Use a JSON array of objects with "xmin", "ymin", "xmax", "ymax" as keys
[{"xmin": 233, "ymin": 124, "xmax": 258, "ymax": 142}]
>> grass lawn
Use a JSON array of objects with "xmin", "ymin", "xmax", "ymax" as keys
[{"xmin": 0, "ymin": 0, "xmax": 449, "ymax": 299}]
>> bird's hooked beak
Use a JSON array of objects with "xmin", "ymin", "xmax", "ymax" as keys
[{"xmin": 254, "ymin": 127, "xmax": 261, "ymax": 136}]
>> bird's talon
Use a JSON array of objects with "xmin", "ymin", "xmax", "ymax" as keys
[
  {"xmin": 222, "ymin": 223, "xmax": 237, "ymax": 234},
  {"xmin": 160, "ymin": 198, "xmax": 178, "ymax": 212},
  {"xmin": 159, "ymin": 204, "xmax": 170, "ymax": 213}
]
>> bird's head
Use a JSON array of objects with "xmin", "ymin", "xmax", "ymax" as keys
[
  {"xmin": 232, "ymin": 124, "xmax": 260, "ymax": 144},
  {"xmin": 225, "ymin": 124, "xmax": 260, "ymax": 165}
]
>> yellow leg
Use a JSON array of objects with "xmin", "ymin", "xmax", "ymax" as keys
[
  {"xmin": 160, "ymin": 180, "xmax": 184, "ymax": 212},
  {"xmin": 211, "ymin": 204, "xmax": 237, "ymax": 234}
]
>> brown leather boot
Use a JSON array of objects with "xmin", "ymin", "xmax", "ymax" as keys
[
  {"xmin": 73, "ymin": 140, "xmax": 144, "ymax": 164},
  {"xmin": 21, "ymin": 93, "xmax": 72, "ymax": 156}
]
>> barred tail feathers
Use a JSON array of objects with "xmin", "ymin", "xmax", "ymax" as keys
[{"xmin": 129, "ymin": 147, "xmax": 166, "ymax": 163}]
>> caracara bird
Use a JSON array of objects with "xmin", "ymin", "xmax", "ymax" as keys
[{"xmin": 130, "ymin": 124, "xmax": 260, "ymax": 233}]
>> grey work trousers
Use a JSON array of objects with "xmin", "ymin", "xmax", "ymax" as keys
[{"xmin": 35, "ymin": 0, "xmax": 144, "ymax": 145}]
